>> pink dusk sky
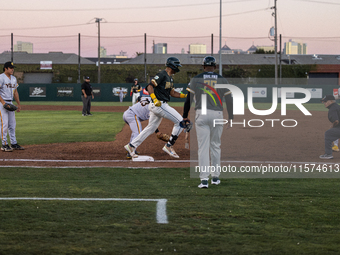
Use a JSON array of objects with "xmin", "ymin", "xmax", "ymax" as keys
[{"xmin": 0, "ymin": 0, "xmax": 339, "ymax": 57}]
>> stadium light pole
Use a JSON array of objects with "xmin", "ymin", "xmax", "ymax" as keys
[
  {"xmin": 273, "ymin": 0, "xmax": 278, "ymax": 85},
  {"xmin": 219, "ymin": 0, "xmax": 222, "ymax": 75},
  {"xmin": 95, "ymin": 18, "xmax": 102, "ymax": 84},
  {"xmin": 11, "ymin": 33, "xmax": 13, "ymax": 62},
  {"xmin": 78, "ymin": 33, "xmax": 81, "ymax": 83}
]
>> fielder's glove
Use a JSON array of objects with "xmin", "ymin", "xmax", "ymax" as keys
[
  {"xmin": 3, "ymin": 103, "xmax": 17, "ymax": 111},
  {"xmin": 180, "ymin": 119, "xmax": 193, "ymax": 132},
  {"xmin": 157, "ymin": 132, "xmax": 170, "ymax": 142}
]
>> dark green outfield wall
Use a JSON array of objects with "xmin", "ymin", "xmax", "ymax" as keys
[
  {"xmin": 17, "ymin": 83, "xmax": 338, "ymax": 104},
  {"xmin": 18, "ymin": 83, "xmax": 188, "ymax": 102}
]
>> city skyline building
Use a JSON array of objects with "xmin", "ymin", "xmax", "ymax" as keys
[
  {"xmin": 188, "ymin": 44, "xmax": 206, "ymax": 54},
  {"xmin": 153, "ymin": 43, "xmax": 167, "ymax": 54},
  {"xmin": 100, "ymin": 46, "xmax": 107, "ymax": 57},
  {"xmin": 284, "ymin": 39, "xmax": 307, "ymax": 55},
  {"xmin": 14, "ymin": 41, "xmax": 33, "ymax": 53}
]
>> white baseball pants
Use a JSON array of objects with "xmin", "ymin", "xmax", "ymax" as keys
[
  {"xmin": 131, "ymin": 102, "xmax": 183, "ymax": 148},
  {"xmin": 123, "ymin": 109, "xmax": 143, "ymax": 143},
  {"xmin": 132, "ymin": 93, "xmax": 139, "ymax": 104},
  {"xmin": 195, "ymin": 109, "xmax": 224, "ymax": 181},
  {"xmin": 0, "ymin": 102, "xmax": 17, "ymax": 146}
]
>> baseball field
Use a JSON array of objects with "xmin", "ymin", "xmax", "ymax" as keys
[{"xmin": 1, "ymin": 102, "xmax": 340, "ymax": 254}]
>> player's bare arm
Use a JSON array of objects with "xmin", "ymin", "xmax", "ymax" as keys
[
  {"xmin": 147, "ymin": 84, "xmax": 155, "ymax": 95},
  {"xmin": 13, "ymin": 89, "xmax": 21, "ymax": 112},
  {"xmin": 82, "ymin": 89, "xmax": 87, "ymax": 98},
  {"xmin": 170, "ymin": 89, "xmax": 187, "ymax": 98}
]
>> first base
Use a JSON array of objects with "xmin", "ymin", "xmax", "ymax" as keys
[{"xmin": 132, "ymin": 155, "xmax": 155, "ymax": 162}]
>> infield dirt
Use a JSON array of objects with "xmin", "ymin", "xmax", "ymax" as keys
[{"xmin": 0, "ymin": 105, "xmax": 331, "ymax": 168}]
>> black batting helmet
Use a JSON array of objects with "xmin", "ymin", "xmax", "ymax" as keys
[
  {"xmin": 165, "ymin": 57, "xmax": 182, "ymax": 73},
  {"xmin": 202, "ymin": 56, "xmax": 216, "ymax": 67}
]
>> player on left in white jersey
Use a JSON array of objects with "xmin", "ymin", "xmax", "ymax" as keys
[
  {"xmin": 123, "ymin": 96, "xmax": 168, "ymax": 159},
  {"xmin": 0, "ymin": 62, "xmax": 24, "ymax": 152}
]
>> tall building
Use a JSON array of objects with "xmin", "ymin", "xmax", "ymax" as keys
[
  {"xmin": 153, "ymin": 43, "xmax": 167, "ymax": 54},
  {"xmin": 14, "ymin": 41, "xmax": 33, "ymax": 53},
  {"xmin": 284, "ymin": 39, "xmax": 307, "ymax": 55},
  {"xmin": 100, "ymin": 46, "xmax": 107, "ymax": 57},
  {"xmin": 189, "ymin": 44, "xmax": 206, "ymax": 54}
]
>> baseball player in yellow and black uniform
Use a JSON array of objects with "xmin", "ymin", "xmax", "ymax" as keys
[
  {"xmin": 124, "ymin": 57, "xmax": 187, "ymax": 158},
  {"xmin": 183, "ymin": 56, "xmax": 233, "ymax": 188},
  {"xmin": 131, "ymin": 78, "xmax": 141, "ymax": 104}
]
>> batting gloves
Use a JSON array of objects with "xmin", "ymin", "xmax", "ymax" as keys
[{"xmin": 150, "ymin": 93, "xmax": 161, "ymax": 107}]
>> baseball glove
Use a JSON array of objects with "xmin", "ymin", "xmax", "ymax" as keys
[
  {"xmin": 157, "ymin": 132, "xmax": 170, "ymax": 142},
  {"xmin": 180, "ymin": 119, "xmax": 193, "ymax": 132},
  {"xmin": 3, "ymin": 103, "xmax": 17, "ymax": 111}
]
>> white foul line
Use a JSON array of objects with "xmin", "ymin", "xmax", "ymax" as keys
[
  {"xmin": 0, "ymin": 197, "xmax": 168, "ymax": 224},
  {"xmin": 1, "ymin": 158, "xmax": 339, "ymax": 165}
]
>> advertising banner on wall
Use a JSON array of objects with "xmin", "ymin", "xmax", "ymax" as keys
[
  {"xmin": 29, "ymin": 87, "xmax": 46, "ymax": 97},
  {"xmin": 57, "ymin": 87, "xmax": 74, "ymax": 97},
  {"xmin": 40, "ymin": 61, "xmax": 52, "ymax": 70}
]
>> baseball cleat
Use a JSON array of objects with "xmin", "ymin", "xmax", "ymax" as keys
[
  {"xmin": 319, "ymin": 154, "xmax": 333, "ymax": 159},
  {"xmin": 198, "ymin": 180, "xmax": 209, "ymax": 188},
  {"xmin": 126, "ymin": 153, "xmax": 132, "ymax": 159},
  {"xmin": 124, "ymin": 144, "xmax": 137, "ymax": 158},
  {"xmin": 162, "ymin": 145, "xmax": 179, "ymax": 158},
  {"xmin": 11, "ymin": 144, "xmax": 24, "ymax": 150},
  {"xmin": 1, "ymin": 144, "xmax": 13, "ymax": 152},
  {"xmin": 211, "ymin": 177, "xmax": 221, "ymax": 185},
  {"xmin": 332, "ymin": 145, "xmax": 339, "ymax": 152}
]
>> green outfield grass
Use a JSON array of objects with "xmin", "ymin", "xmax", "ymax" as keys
[
  {"xmin": 15, "ymin": 111, "xmax": 125, "ymax": 145},
  {"xmin": 0, "ymin": 167, "xmax": 340, "ymax": 254}
]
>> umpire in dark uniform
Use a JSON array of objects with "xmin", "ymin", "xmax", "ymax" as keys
[
  {"xmin": 320, "ymin": 95, "xmax": 340, "ymax": 159},
  {"xmin": 81, "ymin": 76, "xmax": 94, "ymax": 116}
]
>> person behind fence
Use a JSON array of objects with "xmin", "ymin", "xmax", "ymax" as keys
[
  {"xmin": 182, "ymin": 56, "xmax": 233, "ymax": 188},
  {"xmin": 319, "ymin": 95, "xmax": 340, "ymax": 160},
  {"xmin": 81, "ymin": 76, "xmax": 94, "ymax": 116}
]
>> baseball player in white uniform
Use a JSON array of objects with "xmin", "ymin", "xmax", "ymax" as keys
[
  {"xmin": 0, "ymin": 62, "xmax": 24, "ymax": 152},
  {"xmin": 118, "ymin": 87, "xmax": 125, "ymax": 103},
  {"xmin": 183, "ymin": 56, "xmax": 233, "ymax": 188},
  {"xmin": 124, "ymin": 57, "xmax": 187, "ymax": 158},
  {"xmin": 123, "ymin": 96, "xmax": 168, "ymax": 159}
]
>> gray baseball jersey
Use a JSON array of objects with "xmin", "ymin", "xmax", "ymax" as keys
[
  {"xmin": 0, "ymin": 73, "xmax": 18, "ymax": 101},
  {"xmin": 0, "ymin": 73, "xmax": 19, "ymax": 146}
]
